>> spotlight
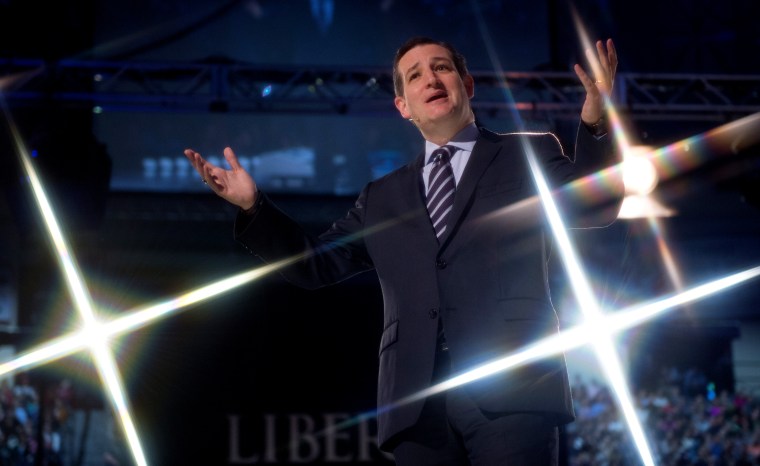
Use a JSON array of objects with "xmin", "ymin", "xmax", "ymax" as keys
[{"xmin": 622, "ymin": 146, "xmax": 658, "ymax": 196}]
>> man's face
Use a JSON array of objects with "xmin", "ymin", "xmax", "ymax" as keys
[{"xmin": 394, "ymin": 44, "xmax": 474, "ymax": 133}]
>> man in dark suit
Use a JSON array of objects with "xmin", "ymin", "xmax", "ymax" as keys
[{"xmin": 185, "ymin": 36, "xmax": 623, "ymax": 465}]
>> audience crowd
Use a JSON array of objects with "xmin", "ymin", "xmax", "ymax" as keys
[
  {"xmin": 0, "ymin": 373, "xmax": 70, "ymax": 466},
  {"xmin": 4, "ymin": 367, "xmax": 760, "ymax": 465},
  {"xmin": 568, "ymin": 367, "xmax": 760, "ymax": 465}
]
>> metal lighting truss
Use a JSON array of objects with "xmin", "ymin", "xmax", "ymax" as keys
[{"xmin": 2, "ymin": 58, "xmax": 759, "ymax": 121}]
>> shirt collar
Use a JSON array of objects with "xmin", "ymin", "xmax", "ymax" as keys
[{"xmin": 425, "ymin": 123, "xmax": 479, "ymax": 161}]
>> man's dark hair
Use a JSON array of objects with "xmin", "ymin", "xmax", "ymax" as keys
[{"xmin": 392, "ymin": 36, "xmax": 469, "ymax": 97}]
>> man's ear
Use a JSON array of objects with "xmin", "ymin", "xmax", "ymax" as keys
[
  {"xmin": 394, "ymin": 95, "xmax": 411, "ymax": 119},
  {"xmin": 464, "ymin": 74, "xmax": 475, "ymax": 99}
]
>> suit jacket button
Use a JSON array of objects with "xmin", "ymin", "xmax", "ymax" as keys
[
  {"xmin": 428, "ymin": 308, "xmax": 439, "ymax": 319},
  {"xmin": 435, "ymin": 259, "xmax": 447, "ymax": 269}
]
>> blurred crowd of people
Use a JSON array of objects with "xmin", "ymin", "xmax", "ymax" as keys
[
  {"xmin": 0, "ymin": 373, "xmax": 71, "ymax": 466},
  {"xmin": 6, "ymin": 366, "xmax": 760, "ymax": 465},
  {"xmin": 567, "ymin": 367, "xmax": 760, "ymax": 466}
]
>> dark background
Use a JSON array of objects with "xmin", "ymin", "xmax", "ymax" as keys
[{"xmin": 1, "ymin": 0, "xmax": 760, "ymax": 464}]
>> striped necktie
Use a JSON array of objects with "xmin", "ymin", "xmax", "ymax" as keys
[{"xmin": 426, "ymin": 145, "xmax": 457, "ymax": 239}]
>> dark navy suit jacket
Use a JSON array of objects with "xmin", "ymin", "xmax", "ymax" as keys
[{"xmin": 234, "ymin": 124, "xmax": 623, "ymax": 450}]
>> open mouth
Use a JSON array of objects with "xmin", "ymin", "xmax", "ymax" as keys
[{"xmin": 426, "ymin": 92, "xmax": 448, "ymax": 103}]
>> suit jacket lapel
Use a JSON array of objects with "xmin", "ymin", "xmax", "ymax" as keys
[{"xmin": 438, "ymin": 128, "xmax": 502, "ymax": 247}]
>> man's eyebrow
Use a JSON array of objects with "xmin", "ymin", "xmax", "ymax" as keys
[{"xmin": 404, "ymin": 61, "xmax": 421, "ymax": 77}]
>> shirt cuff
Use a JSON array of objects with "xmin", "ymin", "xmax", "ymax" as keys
[{"xmin": 584, "ymin": 117, "xmax": 609, "ymax": 138}]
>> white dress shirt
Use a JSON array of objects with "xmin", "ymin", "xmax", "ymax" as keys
[{"xmin": 421, "ymin": 122, "xmax": 479, "ymax": 192}]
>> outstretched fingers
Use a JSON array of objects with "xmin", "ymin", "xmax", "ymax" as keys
[
  {"xmin": 574, "ymin": 63, "xmax": 595, "ymax": 92},
  {"xmin": 184, "ymin": 148, "xmax": 216, "ymax": 186},
  {"xmin": 575, "ymin": 39, "xmax": 616, "ymax": 100},
  {"xmin": 184, "ymin": 148, "xmax": 205, "ymax": 179},
  {"xmin": 598, "ymin": 39, "xmax": 617, "ymax": 90},
  {"xmin": 223, "ymin": 146, "xmax": 242, "ymax": 171}
]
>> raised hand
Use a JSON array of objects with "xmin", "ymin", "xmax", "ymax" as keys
[
  {"xmin": 573, "ymin": 38, "xmax": 618, "ymax": 126},
  {"xmin": 183, "ymin": 146, "xmax": 257, "ymax": 210}
]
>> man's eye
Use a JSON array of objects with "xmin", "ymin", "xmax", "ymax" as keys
[
  {"xmin": 408, "ymin": 73, "xmax": 419, "ymax": 81},
  {"xmin": 436, "ymin": 64, "xmax": 450, "ymax": 71}
]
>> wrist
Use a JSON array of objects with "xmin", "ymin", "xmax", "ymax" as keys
[
  {"xmin": 585, "ymin": 116, "xmax": 608, "ymax": 137},
  {"xmin": 240, "ymin": 190, "xmax": 262, "ymax": 215}
]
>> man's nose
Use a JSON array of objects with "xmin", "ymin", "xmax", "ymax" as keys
[{"xmin": 424, "ymin": 71, "xmax": 440, "ymax": 87}]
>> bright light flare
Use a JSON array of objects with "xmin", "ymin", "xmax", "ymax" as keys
[
  {"xmin": 3, "ymin": 8, "xmax": 759, "ymax": 463},
  {"xmin": 623, "ymin": 146, "xmax": 659, "ymax": 195},
  {"xmin": 0, "ymin": 260, "xmax": 293, "ymax": 380},
  {"xmin": 378, "ymin": 265, "xmax": 760, "ymax": 415},
  {"xmin": 0, "ymin": 181, "xmax": 414, "ymax": 379},
  {"xmin": 4, "ymin": 103, "xmax": 759, "ymax": 464},
  {"xmin": 328, "ymin": 265, "xmax": 760, "ymax": 441},
  {"xmin": 104, "ymin": 260, "xmax": 292, "ymax": 336},
  {"xmin": 5, "ymin": 258, "xmax": 757, "ymax": 445},
  {"xmin": 526, "ymin": 148, "xmax": 656, "ymax": 466},
  {"xmin": 0, "ymin": 330, "xmax": 89, "ymax": 376},
  {"xmin": 3, "ymin": 87, "xmax": 422, "ymax": 466},
  {"xmin": 647, "ymin": 216, "xmax": 686, "ymax": 292},
  {"xmin": 649, "ymin": 112, "xmax": 760, "ymax": 183},
  {"xmin": 542, "ymin": 10, "xmax": 656, "ymax": 464},
  {"xmin": 618, "ymin": 146, "xmax": 675, "ymax": 219},
  {"xmin": 618, "ymin": 195, "xmax": 675, "ymax": 219},
  {"xmin": 4, "ymin": 108, "xmax": 149, "ymax": 466},
  {"xmin": 616, "ymin": 113, "xmax": 760, "ymax": 220},
  {"xmin": 87, "ymin": 326, "xmax": 146, "ymax": 466},
  {"xmin": 467, "ymin": 3, "xmax": 655, "ymax": 463},
  {"xmin": 620, "ymin": 143, "xmax": 685, "ymax": 303}
]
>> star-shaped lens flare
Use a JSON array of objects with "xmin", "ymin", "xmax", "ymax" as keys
[
  {"xmin": 4, "ymin": 7, "xmax": 760, "ymax": 463},
  {"xmin": 321, "ymin": 265, "xmax": 759, "ymax": 443},
  {"xmin": 4, "ymin": 95, "xmax": 759, "ymax": 464},
  {"xmin": 3, "ymin": 105, "xmax": 148, "ymax": 466},
  {"xmin": 472, "ymin": 0, "xmax": 694, "ymax": 463}
]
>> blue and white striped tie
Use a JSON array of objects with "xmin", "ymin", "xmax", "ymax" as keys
[{"xmin": 426, "ymin": 145, "xmax": 457, "ymax": 239}]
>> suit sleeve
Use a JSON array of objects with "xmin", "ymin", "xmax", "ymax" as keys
[
  {"xmin": 233, "ymin": 188, "xmax": 374, "ymax": 290},
  {"xmin": 538, "ymin": 122, "xmax": 624, "ymax": 228}
]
